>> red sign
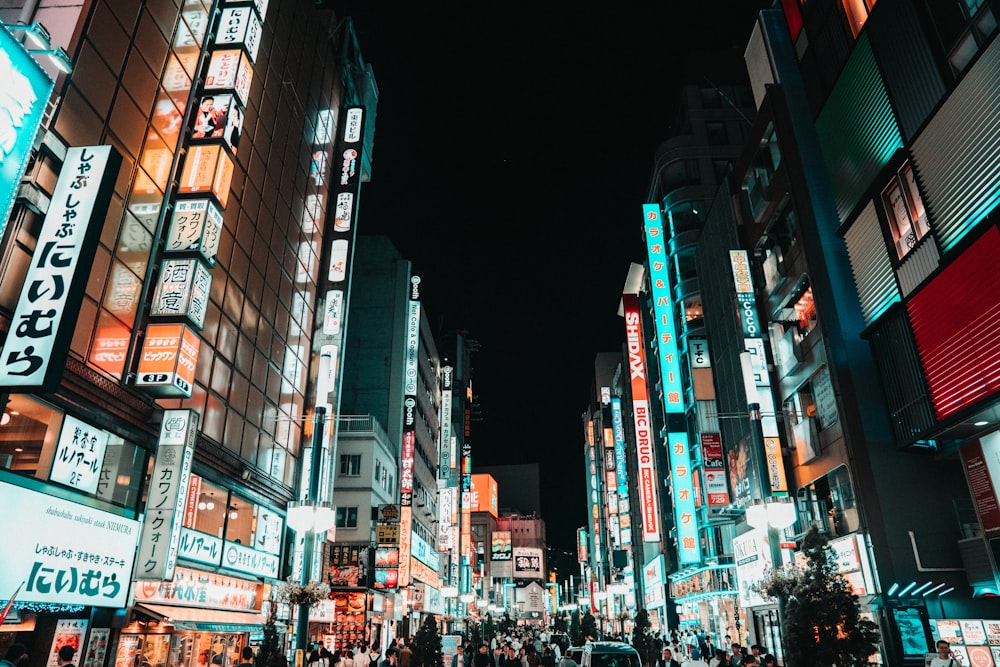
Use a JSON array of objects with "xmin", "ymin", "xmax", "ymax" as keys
[{"xmin": 624, "ymin": 293, "xmax": 661, "ymax": 542}]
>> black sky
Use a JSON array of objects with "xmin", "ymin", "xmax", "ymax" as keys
[{"xmin": 335, "ymin": 3, "xmax": 770, "ymax": 552}]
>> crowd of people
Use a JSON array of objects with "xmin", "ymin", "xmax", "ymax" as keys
[{"xmin": 646, "ymin": 629, "xmax": 777, "ymax": 667}]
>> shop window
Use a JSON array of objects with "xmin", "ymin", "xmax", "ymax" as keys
[
  {"xmin": 336, "ymin": 506, "xmax": 358, "ymax": 528},
  {"xmin": 796, "ymin": 465, "xmax": 860, "ymax": 537},
  {"xmin": 186, "ymin": 476, "xmax": 228, "ymax": 537},
  {"xmin": 682, "ymin": 296, "xmax": 703, "ymax": 324},
  {"xmin": 840, "ymin": 0, "xmax": 878, "ymax": 38},
  {"xmin": 881, "ymin": 161, "xmax": 930, "ymax": 260},
  {"xmin": 339, "ymin": 453, "xmax": 361, "ymax": 476},
  {"xmin": 0, "ymin": 395, "xmax": 144, "ymax": 509},
  {"xmin": 224, "ymin": 493, "xmax": 254, "ymax": 545}
]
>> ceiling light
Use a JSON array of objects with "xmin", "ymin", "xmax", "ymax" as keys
[
  {"xmin": 974, "ymin": 421, "xmax": 989, "ymax": 427},
  {"xmin": 1, "ymin": 413, "xmax": 9, "ymax": 426}
]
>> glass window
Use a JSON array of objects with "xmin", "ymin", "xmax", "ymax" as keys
[
  {"xmin": 185, "ymin": 476, "xmax": 228, "ymax": 537},
  {"xmin": 336, "ymin": 506, "xmax": 358, "ymax": 528},
  {"xmin": 797, "ymin": 465, "xmax": 860, "ymax": 538},
  {"xmin": 841, "ymin": 0, "xmax": 878, "ymax": 38},
  {"xmin": 224, "ymin": 494, "xmax": 254, "ymax": 544},
  {"xmin": 881, "ymin": 161, "xmax": 929, "ymax": 260},
  {"xmin": 339, "ymin": 454, "xmax": 361, "ymax": 476},
  {"xmin": 0, "ymin": 395, "xmax": 145, "ymax": 509}
]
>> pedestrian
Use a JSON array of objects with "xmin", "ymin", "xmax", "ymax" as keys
[
  {"xmin": 540, "ymin": 648, "xmax": 555, "ymax": 667},
  {"xmin": 379, "ymin": 649, "xmax": 398, "ymax": 667},
  {"xmin": 1, "ymin": 646, "xmax": 28, "ymax": 667},
  {"xmin": 657, "ymin": 648, "xmax": 681, "ymax": 667},
  {"xmin": 707, "ymin": 649, "xmax": 726, "ymax": 667},
  {"xmin": 57, "ymin": 647, "xmax": 76, "ymax": 667},
  {"xmin": 930, "ymin": 640, "xmax": 959, "ymax": 667},
  {"xmin": 399, "ymin": 643, "xmax": 412, "ymax": 667},
  {"xmin": 367, "ymin": 645, "xmax": 381, "ymax": 667},
  {"xmin": 760, "ymin": 656, "xmax": 776, "ymax": 667},
  {"xmin": 235, "ymin": 648, "xmax": 254, "ymax": 667}
]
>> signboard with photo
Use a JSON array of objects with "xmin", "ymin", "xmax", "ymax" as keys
[
  {"xmin": 46, "ymin": 619, "xmax": 88, "ymax": 667},
  {"xmin": 189, "ymin": 93, "xmax": 243, "ymax": 152}
]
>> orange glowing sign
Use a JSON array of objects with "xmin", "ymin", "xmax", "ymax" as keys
[
  {"xmin": 135, "ymin": 323, "xmax": 200, "ymax": 397},
  {"xmin": 178, "ymin": 145, "xmax": 234, "ymax": 208},
  {"xmin": 470, "ymin": 474, "xmax": 499, "ymax": 518}
]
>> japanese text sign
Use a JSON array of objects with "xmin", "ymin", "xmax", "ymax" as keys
[
  {"xmin": 50, "ymin": 414, "xmax": 111, "ymax": 494},
  {"xmin": 135, "ymin": 410, "xmax": 198, "ymax": 580},
  {"xmin": 0, "ymin": 480, "xmax": 139, "ymax": 606},
  {"xmin": 164, "ymin": 198, "xmax": 223, "ymax": 263},
  {"xmin": 135, "ymin": 324, "xmax": 200, "ymax": 397},
  {"xmin": 0, "ymin": 146, "xmax": 120, "ymax": 389}
]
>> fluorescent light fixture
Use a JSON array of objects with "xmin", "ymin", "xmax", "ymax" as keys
[
  {"xmin": 911, "ymin": 582, "xmax": 933, "ymax": 596},
  {"xmin": 923, "ymin": 583, "xmax": 946, "ymax": 597},
  {"xmin": 886, "ymin": 583, "xmax": 899, "ymax": 596},
  {"xmin": 6, "ymin": 21, "xmax": 51, "ymax": 49},
  {"xmin": 899, "ymin": 581, "xmax": 917, "ymax": 596},
  {"xmin": 29, "ymin": 46, "xmax": 73, "ymax": 73},
  {"xmin": 938, "ymin": 587, "xmax": 955, "ymax": 598},
  {"xmin": 975, "ymin": 421, "xmax": 989, "ymax": 426}
]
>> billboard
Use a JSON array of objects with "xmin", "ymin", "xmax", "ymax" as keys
[
  {"xmin": 470, "ymin": 474, "xmax": 499, "ymax": 517},
  {"xmin": 623, "ymin": 293, "xmax": 661, "ymax": 543},
  {"xmin": 0, "ymin": 24, "xmax": 54, "ymax": 235},
  {"xmin": 512, "ymin": 547, "xmax": 544, "ymax": 579},
  {"xmin": 491, "ymin": 530, "xmax": 512, "ymax": 561}
]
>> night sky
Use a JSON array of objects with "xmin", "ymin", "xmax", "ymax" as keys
[{"xmin": 335, "ymin": 3, "xmax": 770, "ymax": 553}]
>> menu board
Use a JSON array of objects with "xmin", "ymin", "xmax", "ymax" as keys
[
  {"xmin": 966, "ymin": 645, "xmax": 994, "ymax": 667},
  {"xmin": 938, "ymin": 620, "xmax": 965, "ymax": 643},
  {"xmin": 47, "ymin": 620, "xmax": 89, "ymax": 667},
  {"xmin": 986, "ymin": 621, "xmax": 1000, "ymax": 645},
  {"xmin": 964, "ymin": 620, "xmax": 989, "ymax": 645},
  {"xmin": 933, "ymin": 619, "xmax": 1000, "ymax": 667},
  {"xmin": 82, "ymin": 629, "xmax": 110, "ymax": 667},
  {"xmin": 328, "ymin": 591, "xmax": 367, "ymax": 650}
]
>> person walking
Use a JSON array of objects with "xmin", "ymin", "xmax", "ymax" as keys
[
  {"xmin": 379, "ymin": 649, "xmax": 398, "ymax": 667},
  {"xmin": 57, "ymin": 647, "xmax": 76, "ymax": 667},
  {"xmin": 235, "ymin": 648, "xmax": 254, "ymax": 667}
]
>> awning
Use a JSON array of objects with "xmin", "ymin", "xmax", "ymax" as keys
[{"xmin": 135, "ymin": 604, "xmax": 271, "ymax": 633}]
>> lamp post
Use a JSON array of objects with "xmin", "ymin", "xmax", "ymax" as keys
[
  {"xmin": 287, "ymin": 407, "xmax": 337, "ymax": 654},
  {"xmin": 442, "ymin": 587, "xmax": 458, "ymax": 636},
  {"xmin": 459, "ymin": 593, "xmax": 474, "ymax": 642}
]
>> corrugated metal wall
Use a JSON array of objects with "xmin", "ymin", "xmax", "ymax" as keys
[
  {"xmin": 906, "ymin": 226, "xmax": 1000, "ymax": 421},
  {"xmin": 910, "ymin": 36, "xmax": 1000, "ymax": 254},
  {"xmin": 843, "ymin": 201, "xmax": 900, "ymax": 324},
  {"xmin": 867, "ymin": 307, "xmax": 936, "ymax": 446},
  {"xmin": 815, "ymin": 34, "xmax": 904, "ymax": 224}
]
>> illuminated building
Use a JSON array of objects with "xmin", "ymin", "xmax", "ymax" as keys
[{"xmin": 0, "ymin": 1, "xmax": 376, "ymax": 663}]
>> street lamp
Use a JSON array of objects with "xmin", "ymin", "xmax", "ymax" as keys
[
  {"xmin": 288, "ymin": 407, "xmax": 335, "ymax": 654},
  {"xmin": 442, "ymin": 587, "xmax": 458, "ymax": 636}
]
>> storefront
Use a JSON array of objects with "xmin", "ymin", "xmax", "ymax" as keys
[
  {"xmin": 120, "ymin": 568, "xmax": 270, "ymax": 667},
  {"xmin": 668, "ymin": 564, "xmax": 739, "ymax": 643},
  {"xmin": 0, "ymin": 474, "xmax": 142, "ymax": 667}
]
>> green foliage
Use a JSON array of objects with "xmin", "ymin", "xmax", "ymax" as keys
[
  {"xmin": 254, "ymin": 606, "xmax": 286, "ymax": 667},
  {"xmin": 412, "ymin": 614, "xmax": 444, "ymax": 667},
  {"xmin": 570, "ymin": 610, "xmax": 581, "ymax": 646},
  {"xmin": 759, "ymin": 525, "xmax": 880, "ymax": 667},
  {"xmin": 580, "ymin": 612, "xmax": 599, "ymax": 642},
  {"xmin": 630, "ymin": 609, "xmax": 657, "ymax": 667}
]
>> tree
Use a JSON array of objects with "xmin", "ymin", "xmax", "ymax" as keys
[
  {"xmin": 580, "ymin": 612, "xmax": 599, "ymax": 643},
  {"xmin": 254, "ymin": 605, "xmax": 286, "ymax": 667},
  {"xmin": 412, "ymin": 614, "xmax": 444, "ymax": 667},
  {"xmin": 760, "ymin": 525, "xmax": 879, "ymax": 666},
  {"xmin": 631, "ymin": 609, "xmax": 657, "ymax": 667},
  {"xmin": 570, "ymin": 610, "xmax": 581, "ymax": 646}
]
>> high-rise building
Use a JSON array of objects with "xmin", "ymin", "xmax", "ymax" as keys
[
  {"xmin": 0, "ymin": 1, "xmax": 376, "ymax": 662},
  {"xmin": 340, "ymin": 234, "xmax": 443, "ymax": 634}
]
